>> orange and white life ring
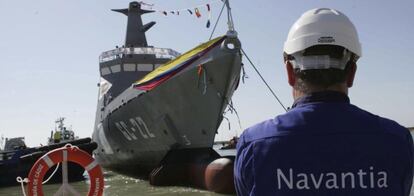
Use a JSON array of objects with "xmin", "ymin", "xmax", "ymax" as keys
[{"xmin": 27, "ymin": 144, "xmax": 104, "ymax": 196}]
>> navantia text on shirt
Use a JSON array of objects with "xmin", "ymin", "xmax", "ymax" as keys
[{"xmin": 276, "ymin": 166, "xmax": 388, "ymax": 190}]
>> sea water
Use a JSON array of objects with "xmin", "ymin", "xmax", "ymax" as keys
[
  {"xmin": 0, "ymin": 147, "xmax": 235, "ymax": 196},
  {"xmin": 1, "ymin": 170, "xmax": 413, "ymax": 196},
  {"xmin": 0, "ymin": 170, "xmax": 227, "ymax": 196},
  {"xmin": 0, "ymin": 146, "xmax": 413, "ymax": 196}
]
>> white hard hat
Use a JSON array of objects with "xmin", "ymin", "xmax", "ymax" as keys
[{"xmin": 284, "ymin": 8, "xmax": 362, "ymax": 58}]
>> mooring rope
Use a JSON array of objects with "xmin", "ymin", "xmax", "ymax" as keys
[{"xmin": 241, "ymin": 48, "xmax": 288, "ymax": 112}]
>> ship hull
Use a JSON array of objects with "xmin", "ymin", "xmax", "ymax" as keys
[{"xmin": 93, "ymin": 38, "xmax": 242, "ymax": 175}]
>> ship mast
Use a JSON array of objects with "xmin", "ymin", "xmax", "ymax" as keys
[
  {"xmin": 112, "ymin": 1, "xmax": 155, "ymax": 47},
  {"xmin": 55, "ymin": 117, "xmax": 65, "ymax": 131}
]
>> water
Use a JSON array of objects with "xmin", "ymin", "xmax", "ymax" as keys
[
  {"xmin": 1, "ymin": 147, "xmax": 413, "ymax": 195},
  {"xmin": 1, "ymin": 170, "xmax": 414, "ymax": 196},
  {"xmin": 0, "ymin": 147, "xmax": 235, "ymax": 196},
  {"xmin": 0, "ymin": 170, "xmax": 230, "ymax": 196}
]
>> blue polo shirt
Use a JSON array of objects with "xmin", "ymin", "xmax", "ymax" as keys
[{"xmin": 234, "ymin": 91, "xmax": 413, "ymax": 196}]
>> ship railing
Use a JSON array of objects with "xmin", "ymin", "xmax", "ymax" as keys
[{"xmin": 100, "ymin": 47, "xmax": 181, "ymax": 63}]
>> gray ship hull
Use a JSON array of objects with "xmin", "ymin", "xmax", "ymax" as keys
[{"xmin": 93, "ymin": 39, "xmax": 242, "ymax": 174}]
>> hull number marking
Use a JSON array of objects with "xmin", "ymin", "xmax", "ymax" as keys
[{"xmin": 115, "ymin": 117, "xmax": 155, "ymax": 140}]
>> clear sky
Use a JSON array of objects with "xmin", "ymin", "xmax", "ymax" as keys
[{"xmin": 0, "ymin": 0, "xmax": 413, "ymax": 147}]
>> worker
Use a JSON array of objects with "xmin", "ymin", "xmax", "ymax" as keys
[
  {"xmin": 53, "ymin": 130, "xmax": 61, "ymax": 143},
  {"xmin": 234, "ymin": 8, "xmax": 413, "ymax": 196}
]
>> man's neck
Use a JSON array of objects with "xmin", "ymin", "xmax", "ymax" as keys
[{"xmin": 293, "ymin": 84, "xmax": 348, "ymax": 101}]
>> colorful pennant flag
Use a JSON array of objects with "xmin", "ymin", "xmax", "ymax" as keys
[
  {"xmin": 195, "ymin": 8, "xmax": 201, "ymax": 18},
  {"xmin": 206, "ymin": 4, "xmax": 211, "ymax": 28},
  {"xmin": 139, "ymin": 1, "xmax": 154, "ymax": 7},
  {"xmin": 197, "ymin": 64, "xmax": 204, "ymax": 76}
]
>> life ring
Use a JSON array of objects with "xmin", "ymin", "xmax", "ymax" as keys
[{"xmin": 27, "ymin": 144, "xmax": 104, "ymax": 196}]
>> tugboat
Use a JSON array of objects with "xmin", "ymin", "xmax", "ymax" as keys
[
  {"xmin": 47, "ymin": 117, "xmax": 79, "ymax": 145},
  {"xmin": 0, "ymin": 118, "xmax": 97, "ymax": 187},
  {"xmin": 92, "ymin": 1, "xmax": 242, "ymax": 187}
]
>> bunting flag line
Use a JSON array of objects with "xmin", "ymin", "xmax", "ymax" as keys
[{"xmin": 138, "ymin": 1, "xmax": 218, "ymax": 28}]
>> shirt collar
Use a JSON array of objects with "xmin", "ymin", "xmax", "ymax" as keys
[{"xmin": 291, "ymin": 91, "xmax": 350, "ymax": 109}]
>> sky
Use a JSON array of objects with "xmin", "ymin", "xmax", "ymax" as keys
[{"xmin": 0, "ymin": 0, "xmax": 413, "ymax": 147}]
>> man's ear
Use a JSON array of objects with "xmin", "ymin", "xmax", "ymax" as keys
[
  {"xmin": 286, "ymin": 61, "xmax": 296, "ymax": 87},
  {"xmin": 347, "ymin": 63, "xmax": 357, "ymax": 87}
]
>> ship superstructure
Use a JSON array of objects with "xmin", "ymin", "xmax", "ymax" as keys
[{"xmin": 98, "ymin": 2, "xmax": 179, "ymax": 100}]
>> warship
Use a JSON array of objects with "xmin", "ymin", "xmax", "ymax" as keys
[{"xmin": 92, "ymin": 1, "xmax": 241, "ymax": 186}]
